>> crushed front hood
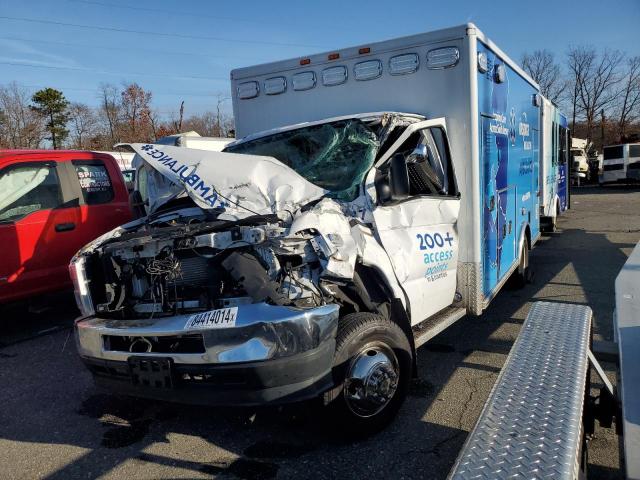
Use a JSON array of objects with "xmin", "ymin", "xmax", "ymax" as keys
[{"xmin": 128, "ymin": 143, "xmax": 328, "ymax": 218}]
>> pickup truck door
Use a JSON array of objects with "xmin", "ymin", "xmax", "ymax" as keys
[
  {"xmin": 371, "ymin": 119, "xmax": 460, "ymax": 325},
  {"xmin": 0, "ymin": 160, "xmax": 78, "ymax": 301}
]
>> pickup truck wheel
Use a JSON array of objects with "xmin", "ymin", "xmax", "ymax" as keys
[{"xmin": 324, "ymin": 312, "xmax": 412, "ymax": 435}]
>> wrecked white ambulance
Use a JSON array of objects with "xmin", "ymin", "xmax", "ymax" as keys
[{"xmin": 72, "ymin": 24, "xmax": 540, "ymax": 431}]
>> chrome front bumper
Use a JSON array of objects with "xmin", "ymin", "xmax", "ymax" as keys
[{"xmin": 76, "ymin": 302, "xmax": 339, "ymax": 365}]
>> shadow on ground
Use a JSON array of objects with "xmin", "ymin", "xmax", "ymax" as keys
[{"xmin": 1, "ymin": 187, "xmax": 634, "ymax": 479}]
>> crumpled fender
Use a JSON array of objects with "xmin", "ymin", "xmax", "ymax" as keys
[{"xmin": 288, "ymin": 198, "xmax": 358, "ymax": 279}]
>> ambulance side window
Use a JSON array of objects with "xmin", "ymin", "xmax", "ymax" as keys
[{"xmin": 395, "ymin": 127, "xmax": 456, "ymax": 197}]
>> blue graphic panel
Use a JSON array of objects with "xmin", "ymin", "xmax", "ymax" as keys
[
  {"xmin": 558, "ymin": 164, "xmax": 568, "ymax": 211},
  {"xmin": 558, "ymin": 112, "xmax": 568, "ymax": 211},
  {"xmin": 478, "ymin": 43, "xmax": 540, "ymax": 296}
]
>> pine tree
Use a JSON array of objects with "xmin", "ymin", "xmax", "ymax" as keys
[{"xmin": 31, "ymin": 88, "xmax": 70, "ymax": 149}]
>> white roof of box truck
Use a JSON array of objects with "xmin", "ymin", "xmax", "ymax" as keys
[
  {"xmin": 231, "ymin": 23, "xmax": 536, "ymax": 87},
  {"xmin": 230, "ymin": 23, "xmax": 538, "ymax": 137}
]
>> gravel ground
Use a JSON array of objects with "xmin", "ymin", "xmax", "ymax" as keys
[{"xmin": 1, "ymin": 184, "xmax": 638, "ymax": 480}]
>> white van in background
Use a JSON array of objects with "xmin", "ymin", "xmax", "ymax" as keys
[
  {"xmin": 95, "ymin": 150, "xmax": 135, "ymax": 170},
  {"xmin": 601, "ymin": 143, "xmax": 640, "ymax": 184},
  {"xmin": 156, "ymin": 131, "xmax": 234, "ymax": 152}
]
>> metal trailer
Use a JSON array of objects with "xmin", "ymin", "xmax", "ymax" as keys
[
  {"xmin": 230, "ymin": 23, "xmax": 544, "ymax": 318},
  {"xmin": 449, "ymin": 242, "xmax": 640, "ymax": 479}
]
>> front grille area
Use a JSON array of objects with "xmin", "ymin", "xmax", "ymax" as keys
[
  {"xmin": 628, "ymin": 162, "xmax": 640, "ymax": 170},
  {"xmin": 103, "ymin": 334, "xmax": 206, "ymax": 354},
  {"xmin": 604, "ymin": 163, "xmax": 624, "ymax": 171}
]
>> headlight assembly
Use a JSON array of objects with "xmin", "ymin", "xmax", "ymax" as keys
[{"xmin": 69, "ymin": 256, "xmax": 94, "ymax": 317}]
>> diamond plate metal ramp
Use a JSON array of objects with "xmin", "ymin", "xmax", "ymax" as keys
[{"xmin": 448, "ymin": 301, "xmax": 592, "ymax": 480}]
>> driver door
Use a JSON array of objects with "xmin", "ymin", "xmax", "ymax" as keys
[{"xmin": 371, "ymin": 119, "xmax": 460, "ymax": 325}]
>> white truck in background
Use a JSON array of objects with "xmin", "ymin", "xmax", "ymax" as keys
[
  {"xmin": 72, "ymin": 24, "xmax": 549, "ymax": 431},
  {"xmin": 571, "ymin": 137, "xmax": 590, "ymax": 184},
  {"xmin": 601, "ymin": 143, "xmax": 640, "ymax": 184},
  {"xmin": 156, "ymin": 131, "xmax": 234, "ymax": 152}
]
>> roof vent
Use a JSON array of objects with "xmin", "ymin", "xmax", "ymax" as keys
[
  {"xmin": 322, "ymin": 66, "xmax": 348, "ymax": 86},
  {"xmin": 427, "ymin": 47, "xmax": 459, "ymax": 69},
  {"xmin": 354, "ymin": 60, "xmax": 382, "ymax": 81},
  {"xmin": 292, "ymin": 71, "xmax": 316, "ymax": 91},
  {"xmin": 389, "ymin": 53, "xmax": 419, "ymax": 75},
  {"xmin": 264, "ymin": 76, "xmax": 286, "ymax": 95},
  {"xmin": 237, "ymin": 81, "xmax": 259, "ymax": 99}
]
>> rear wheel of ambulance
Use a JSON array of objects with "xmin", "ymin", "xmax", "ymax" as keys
[
  {"xmin": 324, "ymin": 312, "xmax": 412, "ymax": 436},
  {"xmin": 549, "ymin": 212, "xmax": 557, "ymax": 233},
  {"xmin": 511, "ymin": 240, "xmax": 530, "ymax": 288}
]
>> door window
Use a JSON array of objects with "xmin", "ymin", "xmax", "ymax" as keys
[
  {"xmin": 559, "ymin": 126, "xmax": 568, "ymax": 165},
  {"xmin": 73, "ymin": 161, "xmax": 114, "ymax": 204},
  {"xmin": 392, "ymin": 127, "xmax": 455, "ymax": 196},
  {"xmin": 0, "ymin": 164, "xmax": 63, "ymax": 222}
]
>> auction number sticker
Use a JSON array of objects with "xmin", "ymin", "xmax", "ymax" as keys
[{"xmin": 185, "ymin": 307, "xmax": 238, "ymax": 330}]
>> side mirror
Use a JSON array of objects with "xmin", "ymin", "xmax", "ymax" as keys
[{"xmin": 389, "ymin": 153, "xmax": 410, "ymax": 201}]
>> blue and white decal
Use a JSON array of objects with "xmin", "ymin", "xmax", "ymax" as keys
[
  {"xmin": 478, "ymin": 43, "xmax": 540, "ymax": 296},
  {"xmin": 417, "ymin": 231, "xmax": 456, "ymax": 282}
]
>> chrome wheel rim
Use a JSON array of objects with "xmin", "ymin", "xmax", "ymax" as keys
[{"xmin": 343, "ymin": 343, "xmax": 400, "ymax": 418}]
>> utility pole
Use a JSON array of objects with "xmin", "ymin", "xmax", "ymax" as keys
[
  {"xmin": 600, "ymin": 109, "xmax": 605, "ymax": 150},
  {"xmin": 178, "ymin": 101, "xmax": 184, "ymax": 133}
]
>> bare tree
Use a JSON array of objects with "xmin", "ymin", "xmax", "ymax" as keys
[
  {"xmin": 568, "ymin": 46, "xmax": 624, "ymax": 142},
  {"xmin": 521, "ymin": 50, "xmax": 564, "ymax": 103},
  {"xmin": 214, "ymin": 94, "xmax": 230, "ymax": 137},
  {"xmin": 181, "ymin": 111, "xmax": 215, "ymax": 136},
  {"xmin": 0, "ymin": 82, "xmax": 46, "ymax": 148},
  {"xmin": 616, "ymin": 56, "xmax": 640, "ymax": 140},
  {"xmin": 120, "ymin": 83, "xmax": 153, "ymax": 142},
  {"xmin": 98, "ymin": 83, "xmax": 120, "ymax": 146},
  {"xmin": 68, "ymin": 102, "xmax": 97, "ymax": 149},
  {"xmin": 567, "ymin": 46, "xmax": 594, "ymax": 131}
]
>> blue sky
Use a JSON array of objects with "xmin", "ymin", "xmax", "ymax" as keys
[{"xmin": 1, "ymin": 0, "xmax": 638, "ymax": 117}]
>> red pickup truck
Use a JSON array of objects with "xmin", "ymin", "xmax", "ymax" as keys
[{"xmin": 0, "ymin": 150, "xmax": 132, "ymax": 304}]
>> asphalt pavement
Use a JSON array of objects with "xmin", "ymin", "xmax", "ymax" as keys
[{"xmin": 1, "ymin": 185, "xmax": 638, "ymax": 480}]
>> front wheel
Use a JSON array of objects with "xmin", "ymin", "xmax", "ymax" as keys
[{"xmin": 324, "ymin": 312, "xmax": 412, "ymax": 435}]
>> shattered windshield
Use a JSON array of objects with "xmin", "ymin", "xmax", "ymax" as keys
[{"xmin": 225, "ymin": 119, "xmax": 379, "ymax": 201}]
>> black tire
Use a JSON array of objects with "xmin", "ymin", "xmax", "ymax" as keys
[
  {"xmin": 324, "ymin": 312, "xmax": 412, "ymax": 436},
  {"xmin": 510, "ymin": 240, "xmax": 530, "ymax": 288},
  {"xmin": 551, "ymin": 202, "xmax": 560, "ymax": 232}
]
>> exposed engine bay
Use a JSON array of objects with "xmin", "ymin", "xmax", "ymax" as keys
[
  {"xmin": 76, "ymin": 113, "xmax": 425, "ymax": 320},
  {"xmin": 82, "ymin": 201, "xmax": 364, "ymax": 319}
]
